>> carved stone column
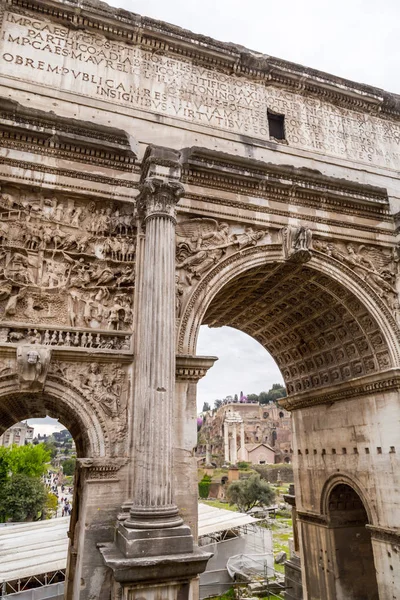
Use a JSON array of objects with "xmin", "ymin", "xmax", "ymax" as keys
[
  {"xmin": 231, "ymin": 422, "xmax": 238, "ymax": 464},
  {"xmin": 224, "ymin": 421, "xmax": 230, "ymax": 463},
  {"xmin": 101, "ymin": 147, "xmax": 212, "ymax": 592},
  {"xmin": 120, "ymin": 146, "xmax": 191, "ymax": 553},
  {"xmin": 239, "ymin": 421, "xmax": 246, "ymax": 461},
  {"xmin": 205, "ymin": 443, "xmax": 211, "ymax": 466}
]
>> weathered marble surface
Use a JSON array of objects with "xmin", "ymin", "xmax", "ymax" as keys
[{"xmin": 0, "ymin": 0, "xmax": 400, "ymax": 599}]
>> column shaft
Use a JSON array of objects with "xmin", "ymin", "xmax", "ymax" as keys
[
  {"xmin": 224, "ymin": 422, "xmax": 229, "ymax": 463},
  {"xmin": 232, "ymin": 423, "xmax": 238, "ymax": 464}
]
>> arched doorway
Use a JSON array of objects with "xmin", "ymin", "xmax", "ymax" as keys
[
  {"xmin": 327, "ymin": 483, "xmax": 378, "ymax": 600},
  {"xmin": 0, "ymin": 373, "xmax": 128, "ymax": 600}
]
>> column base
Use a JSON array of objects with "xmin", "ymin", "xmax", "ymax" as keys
[
  {"xmin": 99, "ymin": 540, "xmax": 212, "ymax": 584},
  {"xmin": 116, "ymin": 521, "xmax": 194, "ymax": 558}
]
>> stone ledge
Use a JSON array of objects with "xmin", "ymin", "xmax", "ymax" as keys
[
  {"xmin": 367, "ymin": 525, "xmax": 400, "ymax": 545},
  {"xmin": 99, "ymin": 543, "xmax": 212, "ymax": 584},
  {"xmin": 280, "ymin": 368, "xmax": 400, "ymax": 411}
]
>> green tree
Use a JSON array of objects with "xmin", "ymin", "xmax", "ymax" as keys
[
  {"xmin": 247, "ymin": 393, "xmax": 259, "ymax": 403},
  {"xmin": 43, "ymin": 438, "xmax": 58, "ymax": 461},
  {"xmin": 7, "ymin": 444, "xmax": 51, "ymax": 477},
  {"xmin": 0, "ymin": 474, "xmax": 48, "ymax": 522},
  {"xmin": 0, "ymin": 443, "xmax": 50, "ymax": 481},
  {"xmin": 61, "ymin": 457, "xmax": 76, "ymax": 476},
  {"xmin": 198, "ymin": 474, "xmax": 212, "ymax": 499},
  {"xmin": 226, "ymin": 474, "xmax": 275, "ymax": 512},
  {"xmin": 258, "ymin": 384, "xmax": 287, "ymax": 405},
  {"xmin": 234, "ymin": 393, "xmax": 238, "ymax": 402},
  {"xmin": 214, "ymin": 399, "xmax": 223, "ymax": 409},
  {"xmin": 258, "ymin": 391, "xmax": 270, "ymax": 404},
  {"xmin": 202, "ymin": 402, "xmax": 211, "ymax": 412}
]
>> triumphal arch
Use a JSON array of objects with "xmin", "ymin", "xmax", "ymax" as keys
[{"xmin": 0, "ymin": 0, "xmax": 399, "ymax": 598}]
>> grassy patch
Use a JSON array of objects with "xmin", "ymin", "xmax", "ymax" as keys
[{"xmin": 200, "ymin": 499, "xmax": 238, "ymax": 511}]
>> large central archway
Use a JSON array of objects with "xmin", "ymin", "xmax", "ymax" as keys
[
  {"xmin": 178, "ymin": 245, "xmax": 400, "ymax": 599},
  {"xmin": 179, "ymin": 249, "xmax": 399, "ymax": 387}
]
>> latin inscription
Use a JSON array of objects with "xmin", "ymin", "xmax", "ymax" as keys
[{"xmin": 1, "ymin": 11, "xmax": 400, "ymax": 169}]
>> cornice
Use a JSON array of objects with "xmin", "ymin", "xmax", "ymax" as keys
[
  {"xmin": 367, "ymin": 525, "xmax": 400, "ymax": 545},
  {"xmin": 176, "ymin": 354, "xmax": 218, "ymax": 381},
  {"xmin": 280, "ymin": 368, "xmax": 400, "ymax": 411},
  {"xmin": 0, "ymin": 97, "xmax": 138, "ymax": 171},
  {"xmin": 181, "ymin": 148, "xmax": 390, "ymax": 221},
  {"xmin": 0, "ymin": 157, "xmax": 140, "ymax": 192},
  {"xmin": 4, "ymin": 0, "xmax": 400, "ymax": 120},
  {"xmin": 297, "ymin": 511, "xmax": 327, "ymax": 527}
]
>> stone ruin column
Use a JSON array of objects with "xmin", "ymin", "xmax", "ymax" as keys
[
  {"xmin": 231, "ymin": 422, "xmax": 238, "ymax": 464},
  {"xmin": 100, "ymin": 146, "xmax": 211, "ymax": 597},
  {"xmin": 205, "ymin": 443, "xmax": 211, "ymax": 466},
  {"xmin": 224, "ymin": 420, "xmax": 230, "ymax": 463},
  {"xmin": 239, "ymin": 421, "xmax": 246, "ymax": 461}
]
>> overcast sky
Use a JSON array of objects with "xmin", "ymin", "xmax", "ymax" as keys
[
  {"xmin": 110, "ymin": 0, "xmax": 400, "ymax": 94},
  {"xmin": 27, "ymin": 0, "xmax": 400, "ymax": 434}
]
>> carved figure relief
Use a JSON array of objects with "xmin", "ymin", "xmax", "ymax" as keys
[
  {"xmin": 314, "ymin": 240, "xmax": 398, "ymax": 311},
  {"xmin": 16, "ymin": 345, "xmax": 51, "ymax": 391},
  {"xmin": 49, "ymin": 360, "xmax": 130, "ymax": 451},
  {"xmin": 281, "ymin": 225, "xmax": 312, "ymax": 261},
  {"xmin": 0, "ymin": 326, "xmax": 131, "ymax": 351},
  {"xmin": 0, "ymin": 187, "xmax": 136, "ymax": 335},
  {"xmin": 176, "ymin": 218, "xmax": 267, "ymax": 285}
]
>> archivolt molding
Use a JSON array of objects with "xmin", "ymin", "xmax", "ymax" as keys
[
  {"xmin": 0, "ymin": 370, "xmax": 112, "ymax": 457},
  {"xmin": 177, "ymin": 244, "xmax": 282, "ymax": 354},
  {"xmin": 320, "ymin": 472, "xmax": 378, "ymax": 527},
  {"xmin": 177, "ymin": 245, "xmax": 400, "ymax": 397}
]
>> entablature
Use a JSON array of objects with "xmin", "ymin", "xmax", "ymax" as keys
[{"xmin": 0, "ymin": 96, "xmax": 138, "ymax": 171}]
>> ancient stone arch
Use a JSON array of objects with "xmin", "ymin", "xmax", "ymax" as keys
[
  {"xmin": 0, "ymin": 0, "xmax": 400, "ymax": 599},
  {"xmin": 0, "ymin": 375, "xmax": 110, "ymax": 457}
]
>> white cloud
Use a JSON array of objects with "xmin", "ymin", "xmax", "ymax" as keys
[
  {"xmin": 196, "ymin": 326, "xmax": 282, "ymax": 411},
  {"xmin": 26, "ymin": 417, "xmax": 65, "ymax": 437},
  {"xmin": 106, "ymin": 0, "xmax": 400, "ymax": 93}
]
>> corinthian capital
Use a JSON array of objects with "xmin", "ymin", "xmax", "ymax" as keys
[
  {"xmin": 137, "ymin": 177, "xmax": 184, "ymax": 223},
  {"xmin": 137, "ymin": 145, "xmax": 184, "ymax": 223}
]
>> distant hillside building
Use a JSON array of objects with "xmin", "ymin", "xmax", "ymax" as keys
[
  {"xmin": 198, "ymin": 402, "xmax": 292, "ymax": 465},
  {"xmin": 0, "ymin": 422, "xmax": 34, "ymax": 447}
]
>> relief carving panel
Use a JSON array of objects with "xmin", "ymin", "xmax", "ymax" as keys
[
  {"xmin": 175, "ymin": 217, "xmax": 269, "ymax": 315},
  {"xmin": 50, "ymin": 360, "xmax": 130, "ymax": 452},
  {"xmin": 0, "ymin": 187, "xmax": 136, "ymax": 343}
]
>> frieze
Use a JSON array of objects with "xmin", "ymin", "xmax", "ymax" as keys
[
  {"xmin": 181, "ymin": 150, "xmax": 390, "ymax": 220},
  {"xmin": 0, "ymin": 187, "xmax": 135, "ymax": 332},
  {"xmin": 181, "ymin": 193, "xmax": 393, "ymax": 238},
  {"xmin": 0, "ymin": 326, "xmax": 131, "ymax": 352}
]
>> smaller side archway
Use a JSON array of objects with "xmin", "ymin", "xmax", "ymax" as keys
[{"xmin": 323, "ymin": 479, "xmax": 379, "ymax": 600}]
